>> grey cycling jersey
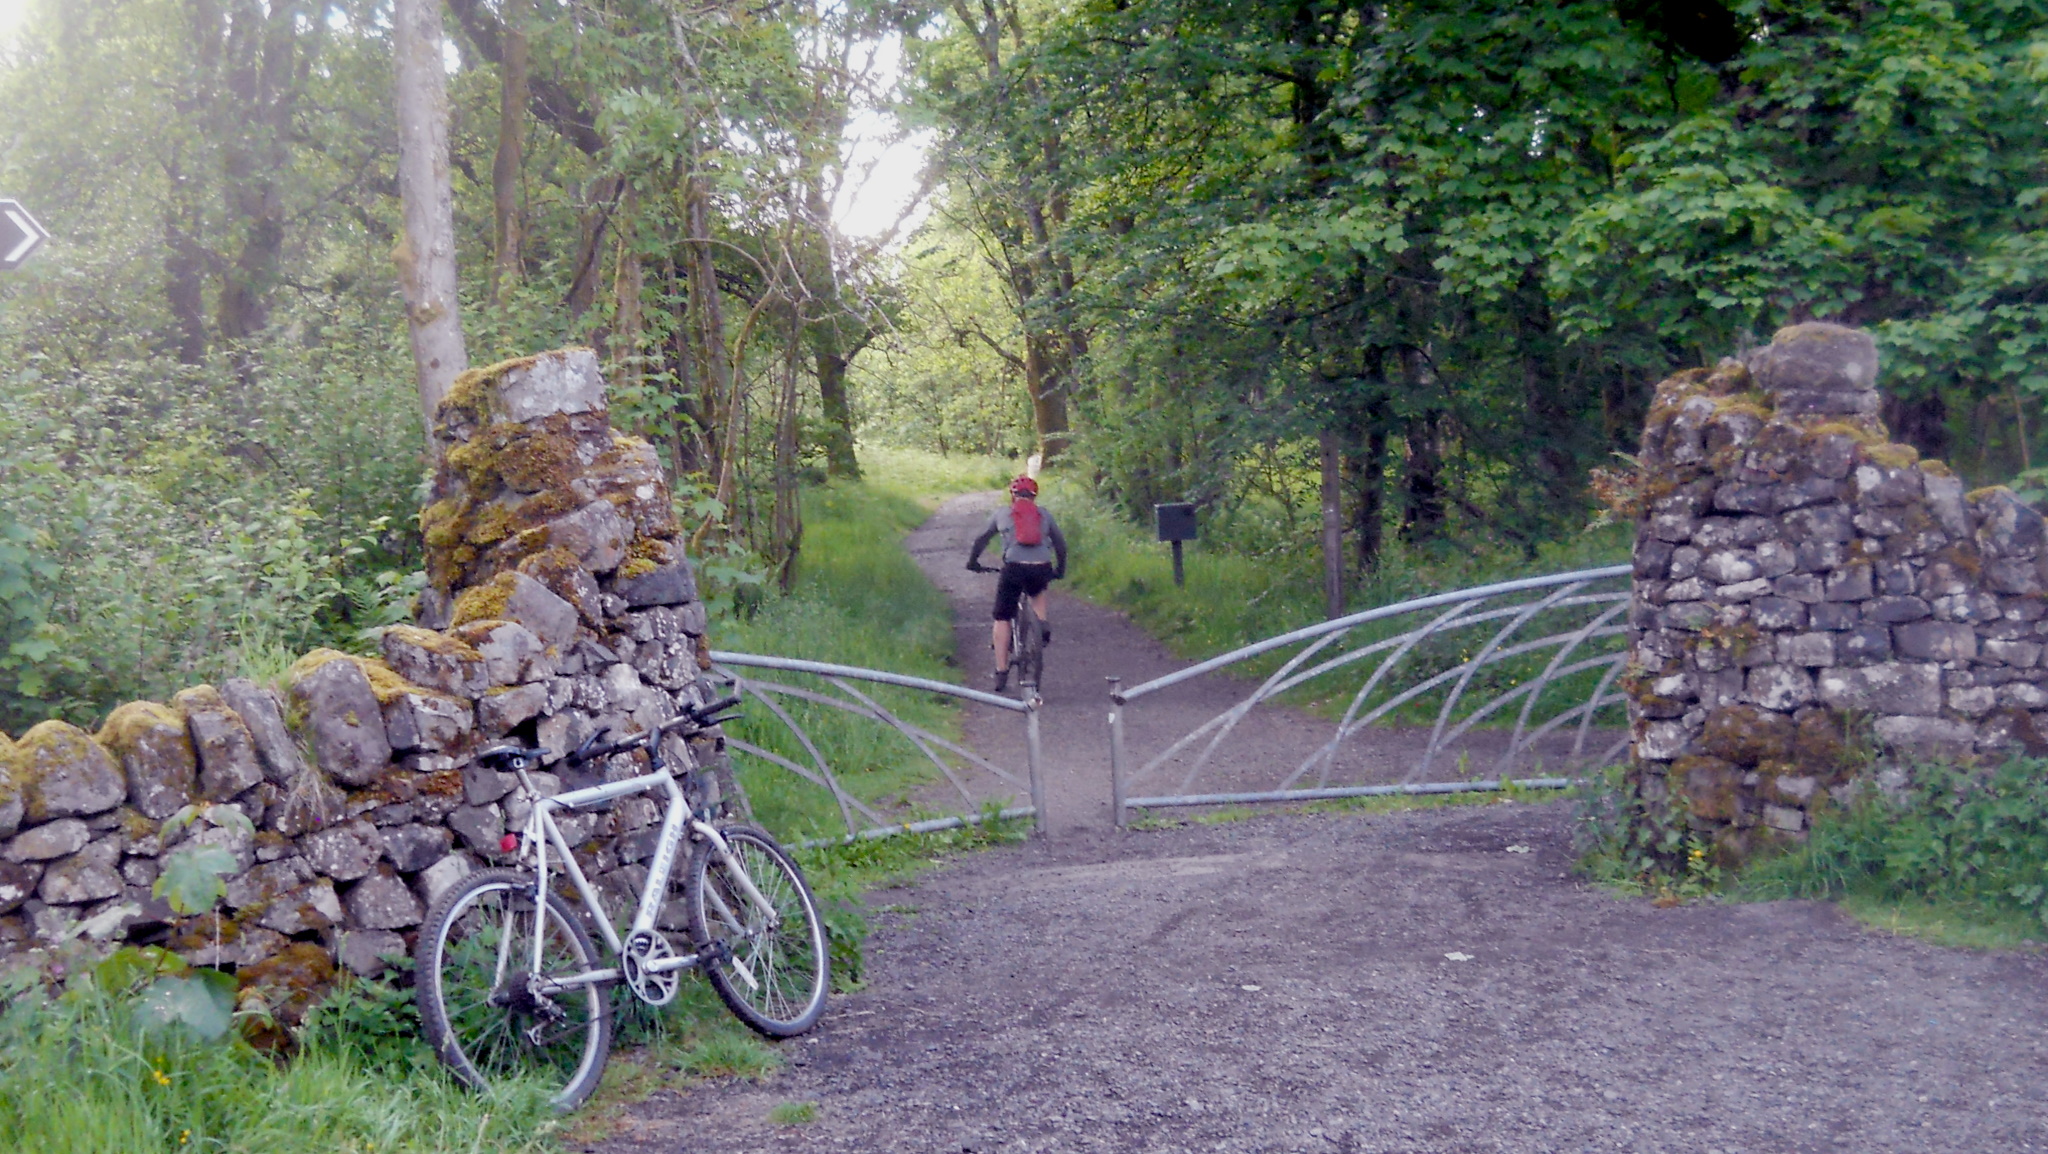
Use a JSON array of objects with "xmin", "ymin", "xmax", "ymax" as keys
[{"xmin": 973, "ymin": 504, "xmax": 1066, "ymax": 566}]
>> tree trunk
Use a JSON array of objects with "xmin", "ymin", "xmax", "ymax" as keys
[
  {"xmin": 1397, "ymin": 346, "xmax": 1446, "ymax": 544},
  {"xmin": 813, "ymin": 341, "xmax": 862, "ymax": 479},
  {"xmin": 162, "ymin": 189, "xmax": 210, "ymax": 365},
  {"xmin": 392, "ymin": 0, "xmax": 468, "ymax": 446},
  {"xmin": 771, "ymin": 311, "xmax": 803, "ymax": 592},
  {"xmin": 213, "ymin": 0, "xmax": 300, "ymax": 372},
  {"xmin": 611, "ymin": 209, "xmax": 644, "ymax": 397},
  {"xmin": 487, "ymin": 0, "xmax": 528, "ymax": 304},
  {"xmin": 566, "ymin": 174, "xmax": 622, "ymax": 321},
  {"xmin": 1883, "ymin": 391, "xmax": 1951, "ymax": 463},
  {"xmin": 1348, "ymin": 423, "xmax": 1387, "ymax": 574},
  {"xmin": 1023, "ymin": 332, "xmax": 1070, "ymax": 461},
  {"xmin": 1515, "ymin": 269, "xmax": 1578, "ymax": 517},
  {"xmin": 1321, "ymin": 429, "xmax": 1344, "ymax": 619},
  {"xmin": 685, "ymin": 181, "xmax": 733, "ymax": 494},
  {"xmin": 1400, "ymin": 410, "xmax": 1445, "ymax": 544}
]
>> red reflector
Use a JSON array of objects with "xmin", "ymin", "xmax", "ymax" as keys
[{"xmin": 500, "ymin": 834, "xmax": 520, "ymax": 853}]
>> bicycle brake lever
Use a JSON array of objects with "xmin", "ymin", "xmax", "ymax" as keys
[{"xmin": 567, "ymin": 727, "xmax": 613, "ymax": 765}]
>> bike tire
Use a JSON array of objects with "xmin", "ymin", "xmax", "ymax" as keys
[
  {"xmin": 416, "ymin": 867, "xmax": 613, "ymax": 1111},
  {"xmin": 685, "ymin": 825, "xmax": 829, "ymax": 1037},
  {"xmin": 1015, "ymin": 596, "xmax": 1044, "ymax": 692}
]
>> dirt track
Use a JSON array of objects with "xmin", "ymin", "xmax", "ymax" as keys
[{"xmin": 594, "ymin": 494, "xmax": 2048, "ymax": 1153}]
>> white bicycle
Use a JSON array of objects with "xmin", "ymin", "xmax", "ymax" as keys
[{"xmin": 414, "ymin": 696, "xmax": 828, "ymax": 1110}]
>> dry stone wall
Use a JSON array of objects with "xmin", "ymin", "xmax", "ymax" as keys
[
  {"xmin": 0, "ymin": 348, "xmax": 725, "ymax": 1003},
  {"xmin": 1626, "ymin": 323, "xmax": 2048, "ymax": 862}
]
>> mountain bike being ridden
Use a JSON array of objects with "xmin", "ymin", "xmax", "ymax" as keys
[
  {"xmin": 414, "ymin": 695, "xmax": 829, "ymax": 1111},
  {"xmin": 965, "ymin": 475, "xmax": 1067, "ymax": 694}
]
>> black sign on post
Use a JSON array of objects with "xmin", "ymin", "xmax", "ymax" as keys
[
  {"xmin": 1154, "ymin": 502, "xmax": 1197, "ymax": 588},
  {"xmin": 0, "ymin": 200, "xmax": 48, "ymax": 271}
]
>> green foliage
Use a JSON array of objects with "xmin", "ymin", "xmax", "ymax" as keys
[
  {"xmin": 1571, "ymin": 764, "xmax": 1721, "ymax": 901},
  {"xmin": 887, "ymin": 0, "xmax": 2048, "ymax": 587},
  {"xmin": 819, "ymin": 898, "xmax": 870, "ymax": 992},
  {"xmin": 1741, "ymin": 757, "xmax": 2048, "ymax": 943},
  {"xmin": 154, "ymin": 805, "xmax": 256, "ymax": 916},
  {"xmin": 0, "ymin": 972, "xmax": 559, "ymax": 1154},
  {"xmin": 152, "ymin": 847, "xmax": 238, "ymax": 919},
  {"xmin": 854, "ymin": 234, "xmax": 1037, "ymax": 459},
  {"xmin": 133, "ymin": 972, "xmax": 239, "ymax": 1043},
  {"xmin": 0, "ymin": 353, "xmax": 426, "ymax": 731},
  {"xmin": 297, "ymin": 971, "xmax": 429, "ymax": 1074}
]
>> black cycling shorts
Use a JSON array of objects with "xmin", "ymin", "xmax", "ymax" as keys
[{"xmin": 992, "ymin": 562, "xmax": 1054, "ymax": 621}]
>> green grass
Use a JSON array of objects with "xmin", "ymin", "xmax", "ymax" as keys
[
  {"xmin": 1828, "ymin": 893, "xmax": 2044, "ymax": 951},
  {"xmin": 0, "ymin": 975, "xmax": 561, "ymax": 1154},
  {"xmin": 768, "ymin": 1101, "xmax": 819, "ymax": 1126}
]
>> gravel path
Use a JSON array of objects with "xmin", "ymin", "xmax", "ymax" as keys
[{"xmin": 592, "ymin": 495, "xmax": 2048, "ymax": 1153}]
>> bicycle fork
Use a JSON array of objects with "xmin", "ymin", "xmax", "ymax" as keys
[{"xmin": 691, "ymin": 821, "xmax": 779, "ymax": 992}]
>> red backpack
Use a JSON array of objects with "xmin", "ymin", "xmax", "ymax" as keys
[{"xmin": 1011, "ymin": 497, "xmax": 1043, "ymax": 546}]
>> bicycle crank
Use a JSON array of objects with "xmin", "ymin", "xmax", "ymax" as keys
[{"xmin": 622, "ymin": 930, "xmax": 682, "ymax": 1006}]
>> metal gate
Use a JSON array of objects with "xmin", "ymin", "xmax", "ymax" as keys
[
  {"xmin": 1105, "ymin": 566, "xmax": 1633, "ymax": 826},
  {"xmin": 709, "ymin": 652, "xmax": 1044, "ymax": 847}
]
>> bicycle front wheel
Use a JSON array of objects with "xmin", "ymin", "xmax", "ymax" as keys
[
  {"xmin": 1015, "ymin": 596, "xmax": 1044, "ymax": 691},
  {"xmin": 685, "ymin": 825, "xmax": 829, "ymax": 1037},
  {"xmin": 415, "ymin": 867, "xmax": 613, "ymax": 1110}
]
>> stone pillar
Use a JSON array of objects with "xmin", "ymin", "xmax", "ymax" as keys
[{"xmin": 1624, "ymin": 323, "xmax": 2048, "ymax": 864}]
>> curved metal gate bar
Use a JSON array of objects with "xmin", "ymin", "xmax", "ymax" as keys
[
  {"xmin": 708, "ymin": 652, "xmax": 1045, "ymax": 847},
  {"xmin": 1107, "ymin": 565, "xmax": 1633, "ymax": 826}
]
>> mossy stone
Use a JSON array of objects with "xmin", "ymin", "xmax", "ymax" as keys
[
  {"xmin": 238, "ymin": 941, "xmax": 338, "ymax": 1040},
  {"xmin": 1698, "ymin": 704, "xmax": 1796, "ymax": 766},
  {"xmin": 6, "ymin": 720, "xmax": 126, "ymax": 823},
  {"xmin": 1675, "ymin": 755, "xmax": 1741, "ymax": 822},
  {"xmin": 451, "ymin": 573, "xmax": 518, "ymax": 628},
  {"xmin": 97, "ymin": 701, "xmax": 197, "ymax": 821}
]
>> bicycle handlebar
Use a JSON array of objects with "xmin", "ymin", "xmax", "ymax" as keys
[{"xmin": 477, "ymin": 693, "xmax": 745, "ymax": 772}]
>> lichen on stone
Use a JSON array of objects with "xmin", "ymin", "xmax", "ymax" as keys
[
  {"xmin": 285, "ymin": 648, "xmax": 355, "ymax": 686},
  {"xmin": 1860, "ymin": 441, "xmax": 1920, "ymax": 470},
  {"xmin": 7, "ymin": 720, "xmax": 115, "ymax": 787},
  {"xmin": 383, "ymin": 624, "xmax": 483, "ymax": 664},
  {"xmin": 436, "ymin": 352, "xmax": 548, "ymax": 432},
  {"xmin": 96, "ymin": 700, "xmax": 186, "ymax": 752},
  {"xmin": 451, "ymin": 572, "xmax": 519, "ymax": 628},
  {"xmin": 349, "ymin": 658, "xmax": 430, "ymax": 706}
]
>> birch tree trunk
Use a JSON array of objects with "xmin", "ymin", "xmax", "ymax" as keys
[{"xmin": 393, "ymin": 0, "xmax": 467, "ymax": 448}]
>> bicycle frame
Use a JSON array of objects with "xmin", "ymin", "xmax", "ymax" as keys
[{"xmin": 498, "ymin": 756, "xmax": 778, "ymax": 997}]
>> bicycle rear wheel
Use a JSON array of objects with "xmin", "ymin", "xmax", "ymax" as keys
[
  {"xmin": 1015, "ymin": 596, "xmax": 1044, "ymax": 691},
  {"xmin": 685, "ymin": 825, "xmax": 829, "ymax": 1037},
  {"xmin": 416, "ymin": 867, "xmax": 613, "ymax": 1110}
]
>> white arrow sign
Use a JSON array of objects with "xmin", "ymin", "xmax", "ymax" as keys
[{"xmin": 0, "ymin": 199, "xmax": 48, "ymax": 270}]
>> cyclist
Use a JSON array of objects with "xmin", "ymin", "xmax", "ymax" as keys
[{"xmin": 966, "ymin": 475, "xmax": 1067, "ymax": 692}]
